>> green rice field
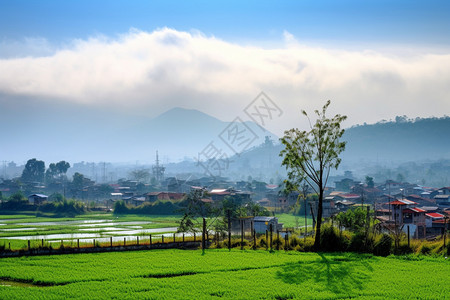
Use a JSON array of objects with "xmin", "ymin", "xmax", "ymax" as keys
[
  {"xmin": 0, "ymin": 249, "xmax": 448, "ymax": 299},
  {"xmin": 0, "ymin": 214, "xmax": 181, "ymax": 250}
]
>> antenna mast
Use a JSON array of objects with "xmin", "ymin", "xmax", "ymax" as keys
[{"xmin": 152, "ymin": 151, "xmax": 165, "ymax": 183}]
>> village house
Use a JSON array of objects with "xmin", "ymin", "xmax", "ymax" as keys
[
  {"xmin": 145, "ymin": 192, "xmax": 185, "ymax": 202},
  {"xmin": 434, "ymin": 194, "xmax": 450, "ymax": 208},
  {"xmin": 229, "ymin": 216, "xmax": 282, "ymax": 235},
  {"xmin": 28, "ymin": 194, "xmax": 48, "ymax": 205},
  {"xmin": 388, "ymin": 199, "xmax": 427, "ymax": 238}
]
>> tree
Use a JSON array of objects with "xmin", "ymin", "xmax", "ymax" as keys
[
  {"xmin": 129, "ymin": 169, "xmax": 150, "ymax": 182},
  {"xmin": 46, "ymin": 161, "xmax": 70, "ymax": 183},
  {"xmin": 21, "ymin": 158, "xmax": 45, "ymax": 183},
  {"xmin": 280, "ymin": 100, "xmax": 347, "ymax": 250},
  {"xmin": 178, "ymin": 189, "xmax": 212, "ymax": 233},
  {"xmin": 71, "ymin": 172, "xmax": 85, "ymax": 198},
  {"xmin": 365, "ymin": 176, "xmax": 374, "ymax": 188}
]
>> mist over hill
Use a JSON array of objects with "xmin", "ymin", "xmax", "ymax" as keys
[
  {"xmin": 164, "ymin": 115, "xmax": 450, "ymax": 185},
  {"xmin": 341, "ymin": 116, "xmax": 450, "ymax": 164},
  {"xmin": 1, "ymin": 104, "xmax": 277, "ymax": 164},
  {"xmin": 2, "ymin": 104, "xmax": 449, "ymax": 186}
]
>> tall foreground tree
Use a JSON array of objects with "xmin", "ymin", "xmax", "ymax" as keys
[{"xmin": 280, "ymin": 100, "xmax": 347, "ymax": 250}]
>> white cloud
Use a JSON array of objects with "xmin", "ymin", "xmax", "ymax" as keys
[{"xmin": 0, "ymin": 28, "xmax": 449, "ymax": 134}]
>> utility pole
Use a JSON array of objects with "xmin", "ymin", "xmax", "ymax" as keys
[{"xmin": 202, "ymin": 218, "xmax": 206, "ymax": 254}]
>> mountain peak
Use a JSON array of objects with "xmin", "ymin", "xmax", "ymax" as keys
[{"xmin": 154, "ymin": 107, "xmax": 224, "ymax": 125}]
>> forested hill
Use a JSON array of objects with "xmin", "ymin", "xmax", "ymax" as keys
[
  {"xmin": 341, "ymin": 116, "xmax": 450, "ymax": 163},
  {"xmin": 223, "ymin": 116, "xmax": 450, "ymax": 179}
]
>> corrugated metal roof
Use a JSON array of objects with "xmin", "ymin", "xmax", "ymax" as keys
[
  {"xmin": 403, "ymin": 207, "xmax": 426, "ymax": 213},
  {"xmin": 389, "ymin": 199, "xmax": 417, "ymax": 205},
  {"xmin": 210, "ymin": 189, "xmax": 227, "ymax": 194},
  {"xmin": 28, "ymin": 194, "xmax": 48, "ymax": 198},
  {"xmin": 425, "ymin": 213, "xmax": 445, "ymax": 219},
  {"xmin": 254, "ymin": 216, "xmax": 276, "ymax": 222}
]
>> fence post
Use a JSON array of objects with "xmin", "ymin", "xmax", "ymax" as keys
[
  {"xmin": 241, "ymin": 219, "xmax": 244, "ymax": 250},
  {"xmin": 173, "ymin": 233, "xmax": 176, "ymax": 243},
  {"xmin": 28, "ymin": 240, "xmax": 30, "ymax": 251},
  {"xmin": 227, "ymin": 209, "xmax": 231, "ymax": 251},
  {"xmin": 150, "ymin": 234, "xmax": 152, "ymax": 245},
  {"xmin": 253, "ymin": 229, "xmax": 256, "ymax": 250},
  {"xmin": 124, "ymin": 237, "xmax": 126, "ymax": 246},
  {"xmin": 110, "ymin": 237, "xmax": 112, "ymax": 247},
  {"xmin": 202, "ymin": 217, "xmax": 206, "ymax": 253},
  {"xmin": 285, "ymin": 232, "xmax": 288, "ymax": 251},
  {"xmin": 77, "ymin": 239, "xmax": 80, "ymax": 249},
  {"xmin": 407, "ymin": 225, "xmax": 410, "ymax": 248},
  {"xmin": 443, "ymin": 217, "xmax": 447, "ymax": 248},
  {"xmin": 93, "ymin": 239, "xmax": 95, "ymax": 248},
  {"xmin": 269, "ymin": 224, "xmax": 273, "ymax": 252},
  {"xmin": 265, "ymin": 230, "xmax": 268, "ymax": 250},
  {"xmin": 162, "ymin": 235, "xmax": 164, "ymax": 243},
  {"xmin": 194, "ymin": 232, "xmax": 196, "ymax": 242},
  {"xmin": 41, "ymin": 239, "xmax": 44, "ymax": 248},
  {"xmin": 137, "ymin": 236, "xmax": 139, "ymax": 246},
  {"xmin": 277, "ymin": 230, "xmax": 280, "ymax": 251},
  {"xmin": 183, "ymin": 233, "xmax": 185, "ymax": 243}
]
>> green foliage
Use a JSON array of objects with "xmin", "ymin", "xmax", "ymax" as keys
[
  {"xmin": 0, "ymin": 192, "xmax": 30, "ymax": 210},
  {"xmin": 373, "ymin": 234, "xmax": 393, "ymax": 256},
  {"xmin": 335, "ymin": 207, "xmax": 367, "ymax": 232},
  {"xmin": 113, "ymin": 200, "xmax": 179, "ymax": 215},
  {"xmin": 21, "ymin": 158, "xmax": 45, "ymax": 183},
  {"xmin": 319, "ymin": 225, "xmax": 349, "ymax": 252},
  {"xmin": 280, "ymin": 100, "xmax": 347, "ymax": 250},
  {"xmin": 38, "ymin": 199, "xmax": 86, "ymax": 216},
  {"xmin": 48, "ymin": 193, "xmax": 64, "ymax": 202},
  {"xmin": 45, "ymin": 161, "xmax": 70, "ymax": 183},
  {"xmin": 8, "ymin": 191, "xmax": 26, "ymax": 202},
  {"xmin": 365, "ymin": 176, "xmax": 374, "ymax": 188},
  {"xmin": 348, "ymin": 232, "xmax": 368, "ymax": 253}
]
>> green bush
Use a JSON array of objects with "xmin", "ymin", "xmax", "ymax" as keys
[
  {"xmin": 289, "ymin": 236, "xmax": 300, "ymax": 248},
  {"xmin": 373, "ymin": 234, "xmax": 392, "ymax": 256},
  {"xmin": 259, "ymin": 238, "xmax": 267, "ymax": 248},
  {"xmin": 419, "ymin": 243, "xmax": 432, "ymax": 255},
  {"xmin": 273, "ymin": 238, "xmax": 282, "ymax": 249},
  {"xmin": 348, "ymin": 232, "xmax": 366, "ymax": 252},
  {"xmin": 320, "ymin": 225, "xmax": 349, "ymax": 252}
]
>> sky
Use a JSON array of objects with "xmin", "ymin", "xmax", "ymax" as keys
[{"xmin": 1, "ymin": 0, "xmax": 450, "ymax": 163}]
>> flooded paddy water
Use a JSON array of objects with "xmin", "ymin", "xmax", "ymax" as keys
[{"xmin": 0, "ymin": 215, "xmax": 181, "ymax": 247}]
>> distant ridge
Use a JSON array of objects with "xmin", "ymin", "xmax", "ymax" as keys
[{"xmin": 342, "ymin": 116, "xmax": 450, "ymax": 163}]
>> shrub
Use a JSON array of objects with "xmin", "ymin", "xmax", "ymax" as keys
[
  {"xmin": 300, "ymin": 236, "xmax": 315, "ymax": 252},
  {"xmin": 320, "ymin": 225, "xmax": 349, "ymax": 252},
  {"xmin": 418, "ymin": 243, "xmax": 431, "ymax": 255},
  {"xmin": 373, "ymin": 234, "xmax": 392, "ymax": 256},
  {"xmin": 289, "ymin": 236, "xmax": 300, "ymax": 248},
  {"xmin": 273, "ymin": 238, "xmax": 282, "ymax": 249},
  {"xmin": 259, "ymin": 238, "xmax": 268, "ymax": 248},
  {"xmin": 349, "ymin": 232, "xmax": 366, "ymax": 253}
]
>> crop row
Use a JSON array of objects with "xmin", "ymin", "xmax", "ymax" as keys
[{"xmin": 0, "ymin": 249, "xmax": 449, "ymax": 299}]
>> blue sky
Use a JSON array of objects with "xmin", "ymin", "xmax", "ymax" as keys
[
  {"xmin": 1, "ymin": 0, "xmax": 450, "ymax": 47},
  {"xmin": 0, "ymin": 1, "xmax": 449, "ymax": 163}
]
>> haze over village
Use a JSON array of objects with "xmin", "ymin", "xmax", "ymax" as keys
[{"xmin": 0, "ymin": 1, "xmax": 449, "ymax": 299}]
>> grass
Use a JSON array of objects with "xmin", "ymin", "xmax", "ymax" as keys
[
  {"xmin": 0, "ymin": 249, "xmax": 448, "ymax": 299},
  {"xmin": 274, "ymin": 213, "xmax": 313, "ymax": 228}
]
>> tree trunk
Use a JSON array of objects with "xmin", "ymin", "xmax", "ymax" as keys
[{"xmin": 314, "ymin": 187, "xmax": 324, "ymax": 250}]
